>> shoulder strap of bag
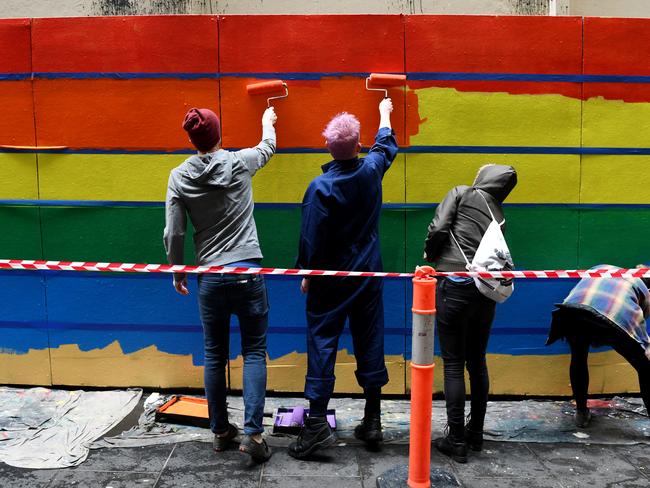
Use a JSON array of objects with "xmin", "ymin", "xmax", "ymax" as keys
[
  {"xmin": 476, "ymin": 189, "xmax": 505, "ymax": 226},
  {"xmin": 449, "ymin": 230, "xmax": 471, "ymax": 269}
]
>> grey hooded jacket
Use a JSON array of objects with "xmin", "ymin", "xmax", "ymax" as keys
[
  {"xmin": 424, "ymin": 164, "xmax": 517, "ymax": 272},
  {"xmin": 164, "ymin": 125, "xmax": 276, "ymax": 271}
]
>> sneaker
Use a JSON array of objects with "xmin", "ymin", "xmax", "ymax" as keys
[
  {"xmin": 354, "ymin": 413, "xmax": 383, "ymax": 445},
  {"xmin": 434, "ymin": 436, "xmax": 468, "ymax": 464},
  {"xmin": 288, "ymin": 416, "xmax": 337, "ymax": 459},
  {"xmin": 213, "ymin": 423, "xmax": 238, "ymax": 452},
  {"xmin": 465, "ymin": 427, "xmax": 483, "ymax": 452},
  {"xmin": 239, "ymin": 435, "xmax": 272, "ymax": 463},
  {"xmin": 575, "ymin": 408, "xmax": 592, "ymax": 428}
]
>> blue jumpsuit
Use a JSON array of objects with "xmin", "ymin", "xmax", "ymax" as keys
[{"xmin": 297, "ymin": 127, "xmax": 398, "ymax": 403}]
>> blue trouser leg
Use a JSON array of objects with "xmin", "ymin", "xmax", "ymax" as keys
[
  {"xmin": 234, "ymin": 275, "xmax": 269, "ymax": 435},
  {"xmin": 198, "ymin": 273, "xmax": 269, "ymax": 436},
  {"xmin": 305, "ymin": 281, "xmax": 347, "ymax": 405},
  {"xmin": 198, "ymin": 274, "xmax": 231, "ymax": 434},
  {"xmin": 349, "ymin": 278, "xmax": 389, "ymax": 390}
]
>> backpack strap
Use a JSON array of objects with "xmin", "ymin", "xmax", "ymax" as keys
[
  {"xmin": 449, "ymin": 230, "xmax": 472, "ymax": 269},
  {"xmin": 476, "ymin": 189, "xmax": 505, "ymax": 226}
]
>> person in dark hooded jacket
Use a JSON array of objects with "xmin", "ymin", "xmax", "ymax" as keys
[
  {"xmin": 424, "ymin": 164, "xmax": 517, "ymax": 463},
  {"xmin": 164, "ymin": 106, "xmax": 277, "ymax": 463}
]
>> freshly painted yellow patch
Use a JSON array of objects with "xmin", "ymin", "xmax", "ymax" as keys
[
  {"xmin": 0, "ymin": 153, "xmax": 38, "ymax": 200},
  {"xmin": 49, "ymin": 342, "xmax": 204, "ymax": 388},
  {"xmin": 581, "ymin": 155, "xmax": 650, "ymax": 204},
  {"xmin": 583, "ymin": 96, "xmax": 650, "ymax": 148},
  {"xmin": 406, "ymin": 153, "xmax": 580, "ymax": 203},
  {"xmin": 411, "ymin": 87, "xmax": 581, "ymax": 148},
  {"xmin": 1, "ymin": 343, "xmax": 640, "ymax": 395},
  {"xmin": 0, "ymin": 347, "xmax": 51, "ymax": 385},
  {"xmin": 36, "ymin": 153, "xmax": 405, "ymax": 204}
]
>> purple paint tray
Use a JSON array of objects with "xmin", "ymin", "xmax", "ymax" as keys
[{"xmin": 273, "ymin": 406, "xmax": 336, "ymax": 434}]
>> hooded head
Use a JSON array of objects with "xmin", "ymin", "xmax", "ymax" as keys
[
  {"xmin": 183, "ymin": 108, "xmax": 221, "ymax": 153},
  {"xmin": 323, "ymin": 112, "xmax": 361, "ymax": 160},
  {"xmin": 473, "ymin": 164, "xmax": 518, "ymax": 202}
]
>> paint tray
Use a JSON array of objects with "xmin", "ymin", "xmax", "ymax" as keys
[
  {"xmin": 273, "ymin": 406, "xmax": 336, "ymax": 434},
  {"xmin": 155, "ymin": 395, "xmax": 210, "ymax": 429}
]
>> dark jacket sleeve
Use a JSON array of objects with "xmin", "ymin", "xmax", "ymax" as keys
[
  {"xmin": 364, "ymin": 127, "xmax": 398, "ymax": 176},
  {"xmin": 296, "ymin": 182, "xmax": 330, "ymax": 270},
  {"xmin": 424, "ymin": 186, "xmax": 466, "ymax": 263}
]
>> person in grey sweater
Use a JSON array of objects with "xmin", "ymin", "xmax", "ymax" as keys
[{"xmin": 164, "ymin": 106, "xmax": 277, "ymax": 463}]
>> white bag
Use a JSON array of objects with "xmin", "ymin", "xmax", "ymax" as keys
[{"xmin": 450, "ymin": 190, "xmax": 514, "ymax": 303}]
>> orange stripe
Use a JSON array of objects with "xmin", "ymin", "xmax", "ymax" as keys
[
  {"xmin": 33, "ymin": 79, "xmax": 219, "ymax": 150},
  {"xmin": 1, "ymin": 81, "xmax": 35, "ymax": 146},
  {"xmin": 221, "ymin": 77, "xmax": 417, "ymax": 149}
]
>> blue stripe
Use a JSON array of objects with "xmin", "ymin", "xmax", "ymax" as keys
[
  {"xmin": 4, "ymin": 200, "xmax": 650, "ymax": 210},
  {"xmin": 6, "ymin": 146, "xmax": 650, "ymax": 156},
  {"xmin": 4, "ymin": 71, "xmax": 650, "ymax": 83}
]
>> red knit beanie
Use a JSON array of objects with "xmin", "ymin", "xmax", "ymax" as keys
[{"xmin": 182, "ymin": 108, "xmax": 221, "ymax": 152}]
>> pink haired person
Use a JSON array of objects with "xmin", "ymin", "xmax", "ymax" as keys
[{"xmin": 290, "ymin": 98, "xmax": 397, "ymax": 458}]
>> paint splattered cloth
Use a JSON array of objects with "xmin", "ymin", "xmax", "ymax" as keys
[
  {"xmin": 0, "ymin": 387, "xmax": 141, "ymax": 469},
  {"xmin": 549, "ymin": 265, "xmax": 650, "ymax": 358}
]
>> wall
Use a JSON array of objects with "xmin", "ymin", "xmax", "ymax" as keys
[
  {"xmin": 1, "ymin": 15, "xmax": 649, "ymax": 396},
  {"xmin": 0, "ymin": 0, "xmax": 554, "ymax": 17}
]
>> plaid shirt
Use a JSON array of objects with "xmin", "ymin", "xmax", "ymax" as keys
[{"xmin": 564, "ymin": 265, "xmax": 650, "ymax": 358}]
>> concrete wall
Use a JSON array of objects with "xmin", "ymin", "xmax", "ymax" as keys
[
  {"xmin": 570, "ymin": 0, "xmax": 650, "ymax": 18},
  {"xmin": 0, "ymin": 0, "xmax": 553, "ymax": 17}
]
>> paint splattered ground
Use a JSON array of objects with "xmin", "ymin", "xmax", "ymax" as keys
[{"xmin": 3, "ymin": 393, "xmax": 650, "ymax": 487}]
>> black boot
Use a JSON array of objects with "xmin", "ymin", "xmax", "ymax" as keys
[
  {"xmin": 465, "ymin": 426, "xmax": 483, "ymax": 452},
  {"xmin": 434, "ymin": 424, "xmax": 467, "ymax": 463},
  {"xmin": 465, "ymin": 414, "xmax": 484, "ymax": 452},
  {"xmin": 288, "ymin": 416, "xmax": 336, "ymax": 459},
  {"xmin": 354, "ymin": 413, "xmax": 383, "ymax": 446}
]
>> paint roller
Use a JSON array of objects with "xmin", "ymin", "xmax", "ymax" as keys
[
  {"xmin": 365, "ymin": 73, "xmax": 407, "ymax": 98},
  {"xmin": 246, "ymin": 80, "xmax": 289, "ymax": 107}
]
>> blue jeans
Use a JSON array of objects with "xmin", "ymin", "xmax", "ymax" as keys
[{"xmin": 197, "ymin": 273, "xmax": 268, "ymax": 435}]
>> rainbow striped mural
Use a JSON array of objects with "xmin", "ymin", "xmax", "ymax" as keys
[{"xmin": 2, "ymin": 15, "xmax": 650, "ymax": 395}]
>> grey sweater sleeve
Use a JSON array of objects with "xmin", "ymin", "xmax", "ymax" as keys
[
  {"xmin": 163, "ymin": 173, "xmax": 187, "ymax": 274},
  {"xmin": 233, "ymin": 124, "xmax": 276, "ymax": 176}
]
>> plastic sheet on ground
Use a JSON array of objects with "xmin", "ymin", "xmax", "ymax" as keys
[
  {"xmin": 95, "ymin": 394, "xmax": 650, "ymax": 449},
  {"xmin": 0, "ymin": 387, "xmax": 141, "ymax": 469}
]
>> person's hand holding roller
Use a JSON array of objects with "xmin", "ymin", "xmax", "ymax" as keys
[
  {"xmin": 262, "ymin": 106, "xmax": 277, "ymax": 126},
  {"xmin": 379, "ymin": 98, "xmax": 393, "ymax": 130}
]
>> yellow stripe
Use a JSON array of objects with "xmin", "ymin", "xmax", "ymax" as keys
[
  {"xmin": 38, "ymin": 153, "xmax": 178, "ymax": 202},
  {"xmin": 412, "ymin": 87, "xmax": 581, "ymax": 147},
  {"xmin": 2, "ymin": 345, "xmax": 640, "ymax": 394},
  {"xmin": 0, "ymin": 153, "xmax": 38, "ymax": 199},
  {"xmin": 581, "ymin": 155, "xmax": 650, "ymax": 204},
  {"xmin": 406, "ymin": 153, "xmax": 580, "ymax": 203},
  {"xmin": 37, "ymin": 152, "xmax": 406, "ymax": 204},
  {"xmin": 583, "ymin": 96, "xmax": 650, "ymax": 148}
]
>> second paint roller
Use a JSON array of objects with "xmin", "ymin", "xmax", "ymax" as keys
[
  {"xmin": 246, "ymin": 80, "xmax": 289, "ymax": 107},
  {"xmin": 365, "ymin": 73, "xmax": 406, "ymax": 98}
]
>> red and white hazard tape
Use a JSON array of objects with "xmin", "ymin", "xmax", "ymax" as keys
[{"xmin": 0, "ymin": 259, "xmax": 649, "ymax": 279}]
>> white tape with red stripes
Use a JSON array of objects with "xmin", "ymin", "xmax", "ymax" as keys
[{"xmin": 1, "ymin": 259, "xmax": 649, "ymax": 279}]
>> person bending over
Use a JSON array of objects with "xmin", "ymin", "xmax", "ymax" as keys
[
  {"xmin": 164, "ymin": 106, "xmax": 277, "ymax": 462},
  {"xmin": 289, "ymin": 98, "xmax": 397, "ymax": 459},
  {"xmin": 547, "ymin": 264, "xmax": 650, "ymax": 428}
]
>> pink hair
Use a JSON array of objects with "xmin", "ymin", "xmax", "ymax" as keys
[{"xmin": 322, "ymin": 112, "xmax": 361, "ymax": 160}]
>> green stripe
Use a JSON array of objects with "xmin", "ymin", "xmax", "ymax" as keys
[
  {"xmin": 0, "ymin": 206, "xmax": 648, "ymax": 270},
  {"xmin": 0, "ymin": 206, "xmax": 43, "ymax": 259}
]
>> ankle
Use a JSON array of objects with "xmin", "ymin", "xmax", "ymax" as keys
[{"xmin": 250, "ymin": 433, "xmax": 263, "ymax": 444}]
